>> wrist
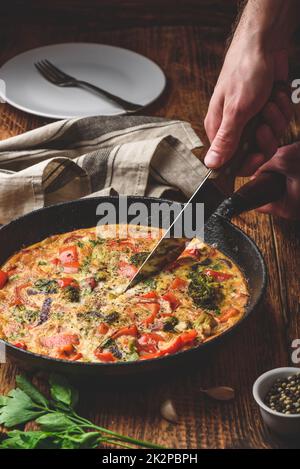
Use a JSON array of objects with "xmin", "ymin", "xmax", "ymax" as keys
[{"xmin": 234, "ymin": 0, "xmax": 296, "ymax": 52}]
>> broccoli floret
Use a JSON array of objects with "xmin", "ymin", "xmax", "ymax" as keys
[
  {"xmin": 105, "ymin": 311, "xmax": 119, "ymax": 324},
  {"xmin": 63, "ymin": 286, "xmax": 80, "ymax": 303},
  {"xmin": 163, "ymin": 316, "xmax": 179, "ymax": 332},
  {"xmin": 188, "ymin": 269, "xmax": 223, "ymax": 310}
]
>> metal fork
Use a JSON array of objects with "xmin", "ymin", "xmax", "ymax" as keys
[{"xmin": 34, "ymin": 59, "xmax": 141, "ymax": 113}]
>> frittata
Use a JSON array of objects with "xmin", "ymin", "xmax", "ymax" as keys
[{"xmin": 0, "ymin": 225, "xmax": 248, "ymax": 362}]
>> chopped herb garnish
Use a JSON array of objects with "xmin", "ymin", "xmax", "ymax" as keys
[
  {"xmin": 129, "ymin": 251, "xmax": 150, "ymax": 267},
  {"xmin": 80, "ymin": 257, "xmax": 91, "ymax": 273},
  {"xmin": 142, "ymin": 277, "xmax": 157, "ymax": 289},
  {"xmin": 105, "ymin": 311, "xmax": 119, "ymax": 324},
  {"xmin": 89, "ymin": 238, "xmax": 105, "ymax": 247},
  {"xmin": 34, "ymin": 279, "xmax": 58, "ymax": 294}
]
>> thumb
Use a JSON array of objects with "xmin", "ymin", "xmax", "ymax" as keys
[{"xmin": 204, "ymin": 112, "xmax": 248, "ymax": 169}]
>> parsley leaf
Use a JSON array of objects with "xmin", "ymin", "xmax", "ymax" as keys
[
  {"xmin": 16, "ymin": 375, "xmax": 49, "ymax": 408},
  {"xmin": 0, "ymin": 430, "xmax": 50, "ymax": 449},
  {"xmin": 0, "ymin": 388, "xmax": 46, "ymax": 427},
  {"xmin": 49, "ymin": 374, "xmax": 78, "ymax": 409},
  {"xmin": 36, "ymin": 412, "xmax": 77, "ymax": 432}
]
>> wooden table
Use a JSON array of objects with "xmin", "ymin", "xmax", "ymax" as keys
[{"xmin": 0, "ymin": 0, "xmax": 300, "ymax": 449}]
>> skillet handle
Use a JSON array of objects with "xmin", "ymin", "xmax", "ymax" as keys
[{"xmin": 215, "ymin": 171, "xmax": 286, "ymax": 219}]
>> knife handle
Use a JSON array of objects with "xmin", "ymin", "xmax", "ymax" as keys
[{"xmin": 215, "ymin": 171, "xmax": 286, "ymax": 219}]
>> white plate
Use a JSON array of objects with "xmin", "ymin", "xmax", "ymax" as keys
[{"xmin": 0, "ymin": 43, "xmax": 166, "ymax": 119}]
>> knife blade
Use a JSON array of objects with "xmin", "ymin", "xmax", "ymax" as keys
[
  {"xmin": 124, "ymin": 80, "xmax": 291, "ymax": 292},
  {"xmin": 124, "ymin": 169, "xmax": 227, "ymax": 291}
]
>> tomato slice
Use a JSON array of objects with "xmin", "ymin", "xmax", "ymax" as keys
[
  {"xmin": 140, "ymin": 330, "xmax": 197, "ymax": 360},
  {"xmin": 118, "ymin": 261, "xmax": 138, "ymax": 279},
  {"xmin": 51, "ymin": 258, "xmax": 60, "ymax": 266},
  {"xmin": 58, "ymin": 343, "xmax": 75, "ymax": 355},
  {"xmin": 219, "ymin": 308, "xmax": 240, "ymax": 323},
  {"xmin": 170, "ymin": 277, "xmax": 187, "ymax": 290},
  {"xmin": 140, "ymin": 291, "xmax": 158, "ymax": 300},
  {"xmin": 136, "ymin": 301, "xmax": 160, "ymax": 326},
  {"xmin": 13, "ymin": 341, "xmax": 27, "ymax": 350},
  {"xmin": 112, "ymin": 325, "xmax": 138, "ymax": 339},
  {"xmin": 140, "ymin": 350, "xmax": 164, "ymax": 360},
  {"xmin": 62, "ymin": 261, "xmax": 80, "ymax": 273},
  {"xmin": 180, "ymin": 330, "xmax": 198, "ymax": 344},
  {"xmin": 139, "ymin": 332, "xmax": 164, "ymax": 344},
  {"xmin": 162, "ymin": 292, "xmax": 181, "ymax": 310},
  {"xmin": 203, "ymin": 269, "xmax": 233, "ymax": 282},
  {"xmin": 58, "ymin": 277, "xmax": 78, "ymax": 288},
  {"xmin": 0, "ymin": 270, "xmax": 8, "ymax": 289},
  {"xmin": 68, "ymin": 353, "xmax": 83, "ymax": 361},
  {"xmin": 142, "ymin": 303, "xmax": 160, "ymax": 326},
  {"xmin": 94, "ymin": 351, "xmax": 116, "ymax": 362},
  {"xmin": 98, "ymin": 323, "xmax": 109, "ymax": 334},
  {"xmin": 162, "ymin": 330, "xmax": 197, "ymax": 355},
  {"xmin": 138, "ymin": 332, "xmax": 164, "ymax": 354},
  {"xmin": 59, "ymin": 246, "xmax": 78, "ymax": 264}
]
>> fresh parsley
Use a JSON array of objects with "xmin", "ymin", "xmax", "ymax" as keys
[{"xmin": 0, "ymin": 374, "xmax": 163, "ymax": 449}]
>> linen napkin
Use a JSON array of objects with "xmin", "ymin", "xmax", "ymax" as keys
[{"xmin": 0, "ymin": 115, "xmax": 207, "ymax": 225}]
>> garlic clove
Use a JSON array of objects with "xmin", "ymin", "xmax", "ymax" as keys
[
  {"xmin": 200, "ymin": 386, "xmax": 235, "ymax": 401},
  {"xmin": 160, "ymin": 399, "xmax": 178, "ymax": 423}
]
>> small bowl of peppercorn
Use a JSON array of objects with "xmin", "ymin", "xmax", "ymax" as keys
[{"xmin": 253, "ymin": 367, "xmax": 300, "ymax": 436}]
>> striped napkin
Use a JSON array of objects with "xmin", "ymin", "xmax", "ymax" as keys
[{"xmin": 0, "ymin": 116, "xmax": 206, "ymax": 225}]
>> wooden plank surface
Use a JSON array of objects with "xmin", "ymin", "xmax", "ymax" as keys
[{"xmin": 0, "ymin": 0, "xmax": 299, "ymax": 449}]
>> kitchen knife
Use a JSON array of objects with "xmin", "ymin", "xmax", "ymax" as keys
[{"xmin": 125, "ymin": 83, "xmax": 290, "ymax": 291}]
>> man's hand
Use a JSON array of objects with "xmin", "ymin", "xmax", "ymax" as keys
[
  {"xmin": 252, "ymin": 143, "xmax": 300, "ymax": 220},
  {"xmin": 204, "ymin": 44, "xmax": 292, "ymax": 172},
  {"xmin": 204, "ymin": 0, "xmax": 296, "ymax": 172}
]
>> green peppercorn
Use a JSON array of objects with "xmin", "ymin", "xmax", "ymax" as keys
[{"xmin": 264, "ymin": 372, "xmax": 300, "ymax": 415}]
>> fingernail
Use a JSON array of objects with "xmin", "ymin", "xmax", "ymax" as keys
[{"xmin": 204, "ymin": 151, "xmax": 222, "ymax": 168}]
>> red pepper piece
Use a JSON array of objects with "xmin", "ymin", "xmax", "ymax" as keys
[
  {"xmin": 58, "ymin": 277, "xmax": 79, "ymax": 288},
  {"xmin": 94, "ymin": 351, "xmax": 116, "ymax": 362},
  {"xmin": 0, "ymin": 270, "xmax": 8, "ymax": 289},
  {"xmin": 112, "ymin": 325, "xmax": 138, "ymax": 339},
  {"xmin": 203, "ymin": 269, "xmax": 233, "ymax": 282},
  {"xmin": 162, "ymin": 292, "xmax": 181, "ymax": 311}
]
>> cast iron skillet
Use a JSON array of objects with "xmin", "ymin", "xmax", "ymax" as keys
[{"xmin": 0, "ymin": 172, "xmax": 285, "ymax": 377}]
